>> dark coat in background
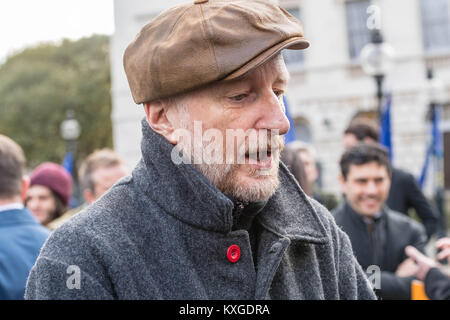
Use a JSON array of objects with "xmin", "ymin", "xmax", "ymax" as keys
[
  {"xmin": 387, "ymin": 168, "xmax": 438, "ymax": 239},
  {"xmin": 0, "ymin": 207, "xmax": 50, "ymax": 299},
  {"xmin": 332, "ymin": 202, "xmax": 427, "ymax": 300},
  {"xmin": 424, "ymin": 267, "xmax": 450, "ymax": 300},
  {"xmin": 25, "ymin": 120, "xmax": 376, "ymax": 300}
]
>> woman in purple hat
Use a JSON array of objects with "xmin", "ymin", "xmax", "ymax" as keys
[{"xmin": 25, "ymin": 162, "xmax": 72, "ymax": 227}]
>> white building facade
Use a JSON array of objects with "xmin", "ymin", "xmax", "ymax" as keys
[{"xmin": 111, "ymin": 0, "xmax": 450, "ymax": 197}]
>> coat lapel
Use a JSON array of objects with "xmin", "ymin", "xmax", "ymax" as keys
[
  {"xmin": 252, "ymin": 163, "xmax": 329, "ymax": 299},
  {"xmin": 257, "ymin": 163, "xmax": 329, "ymax": 243}
]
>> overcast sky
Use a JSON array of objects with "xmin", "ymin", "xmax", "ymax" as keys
[{"xmin": 0, "ymin": 0, "xmax": 114, "ymax": 63}]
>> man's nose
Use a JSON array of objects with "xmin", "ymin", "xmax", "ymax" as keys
[
  {"xmin": 255, "ymin": 92, "xmax": 290, "ymax": 135},
  {"xmin": 365, "ymin": 181, "xmax": 378, "ymax": 194}
]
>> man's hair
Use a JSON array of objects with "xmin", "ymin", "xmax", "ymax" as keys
[
  {"xmin": 344, "ymin": 118, "xmax": 380, "ymax": 143},
  {"xmin": 0, "ymin": 135, "xmax": 25, "ymax": 199},
  {"xmin": 79, "ymin": 149, "xmax": 126, "ymax": 192},
  {"xmin": 340, "ymin": 143, "xmax": 391, "ymax": 180}
]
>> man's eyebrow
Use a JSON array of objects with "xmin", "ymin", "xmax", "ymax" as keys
[
  {"xmin": 275, "ymin": 72, "xmax": 290, "ymax": 85},
  {"xmin": 236, "ymin": 72, "xmax": 290, "ymax": 88},
  {"xmin": 216, "ymin": 68, "xmax": 290, "ymax": 92}
]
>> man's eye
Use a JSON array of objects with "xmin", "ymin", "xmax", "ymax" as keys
[
  {"xmin": 274, "ymin": 90, "xmax": 282, "ymax": 96},
  {"xmin": 230, "ymin": 94, "xmax": 247, "ymax": 102},
  {"xmin": 274, "ymin": 90, "xmax": 284, "ymax": 98}
]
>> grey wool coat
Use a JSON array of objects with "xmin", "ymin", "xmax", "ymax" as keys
[{"xmin": 25, "ymin": 119, "xmax": 376, "ymax": 300}]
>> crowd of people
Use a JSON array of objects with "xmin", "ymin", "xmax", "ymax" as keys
[
  {"xmin": 0, "ymin": 136, "xmax": 129, "ymax": 299},
  {"xmin": 1, "ymin": 0, "xmax": 449, "ymax": 301},
  {"xmin": 2, "ymin": 116, "xmax": 449, "ymax": 299}
]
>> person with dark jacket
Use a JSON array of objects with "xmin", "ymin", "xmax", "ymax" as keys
[
  {"xmin": 343, "ymin": 118, "xmax": 439, "ymax": 239},
  {"xmin": 25, "ymin": 0, "xmax": 376, "ymax": 300},
  {"xmin": 405, "ymin": 238, "xmax": 450, "ymax": 300},
  {"xmin": 333, "ymin": 143, "xmax": 427, "ymax": 299},
  {"xmin": 0, "ymin": 135, "xmax": 50, "ymax": 300},
  {"xmin": 387, "ymin": 168, "xmax": 438, "ymax": 239}
]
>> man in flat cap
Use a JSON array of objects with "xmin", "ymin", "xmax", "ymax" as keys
[{"xmin": 26, "ymin": 0, "xmax": 376, "ymax": 300}]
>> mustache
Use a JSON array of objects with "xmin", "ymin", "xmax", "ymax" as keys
[{"xmin": 241, "ymin": 134, "xmax": 284, "ymax": 157}]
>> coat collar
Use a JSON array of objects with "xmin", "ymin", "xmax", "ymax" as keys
[
  {"xmin": 0, "ymin": 202, "xmax": 24, "ymax": 212},
  {"xmin": 135, "ymin": 119, "xmax": 328, "ymax": 244},
  {"xmin": 0, "ymin": 207, "xmax": 40, "ymax": 227},
  {"xmin": 343, "ymin": 200, "xmax": 385, "ymax": 226}
]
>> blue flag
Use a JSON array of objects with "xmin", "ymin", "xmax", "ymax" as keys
[
  {"xmin": 432, "ymin": 107, "xmax": 443, "ymax": 158},
  {"xmin": 379, "ymin": 92, "xmax": 393, "ymax": 161},
  {"xmin": 62, "ymin": 151, "xmax": 74, "ymax": 175},
  {"xmin": 283, "ymin": 96, "xmax": 297, "ymax": 143},
  {"xmin": 419, "ymin": 144, "xmax": 432, "ymax": 188},
  {"xmin": 62, "ymin": 151, "xmax": 78, "ymax": 208},
  {"xmin": 419, "ymin": 105, "xmax": 442, "ymax": 188}
]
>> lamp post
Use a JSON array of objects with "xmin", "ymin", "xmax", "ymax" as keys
[
  {"xmin": 60, "ymin": 109, "xmax": 81, "ymax": 207},
  {"xmin": 427, "ymin": 69, "xmax": 446, "ymax": 110},
  {"xmin": 360, "ymin": 29, "xmax": 395, "ymax": 122},
  {"xmin": 60, "ymin": 109, "xmax": 81, "ymax": 158}
]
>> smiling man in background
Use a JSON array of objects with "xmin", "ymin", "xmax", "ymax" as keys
[
  {"xmin": 333, "ymin": 143, "xmax": 427, "ymax": 299},
  {"xmin": 343, "ymin": 118, "xmax": 439, "ymax": 239},
  {"xmin": 26, "ymin": 0, "xmax": 375, "ymax": 300}
]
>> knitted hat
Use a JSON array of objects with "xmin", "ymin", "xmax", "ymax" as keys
[{"xmin": 29, "ymin": 162, "xmax": 73, "ymax": 206}]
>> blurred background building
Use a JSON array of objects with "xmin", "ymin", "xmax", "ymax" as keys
[{"xmin": 110, "ymin": 0, "xmax": 450, "ymax": 205}]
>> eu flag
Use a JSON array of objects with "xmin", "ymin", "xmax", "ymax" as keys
[
  {"xmin": 379, "ymin": 92, "xmax": 393, "ymax": 160},
  {"xmin": 283, "ymin": 96, "xmax": 297, "ymax": 143},
  {"xmin": 419, "ymin": 105, "xmax": 443, "ymax": 188},
  {"xmin": 62, "ymin": 151, "xmax": 74, "ymax": 175}
]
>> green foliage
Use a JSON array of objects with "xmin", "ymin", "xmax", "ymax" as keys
[{"xmin": 0, "ymin": 35, "xmax": 112, "ymax": 170}]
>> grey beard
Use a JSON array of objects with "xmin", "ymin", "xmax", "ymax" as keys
[{"xmin": 193, "ymin": 160, "xmax": 280, "ymax": 203}]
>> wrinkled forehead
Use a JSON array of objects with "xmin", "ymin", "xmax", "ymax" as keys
[
  {"xmin": 194, "ymin": 54, "xmax": 289, "ymax": 95},
  {"xmin": 224, "ymin": 54, "xmax": 289, "ymax": 86}
]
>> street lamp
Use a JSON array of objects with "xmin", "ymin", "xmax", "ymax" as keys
[
  {"xmin": 427, "ymin": 69, "xmax": 446, "ymax": 107},
  {"xmin": 60, "ymin": 110, "xmax": 81, "ymax": 143},
  {"xmin": 60, "ymin": 109, "xmax": 81, "ymax": 207},
  {"xmin": 360, "ymin": 29, "xmax": 395, "ymax": 121},
  {"xmin": 60, "ymin": 109, "xmax": 81, "ymax": 170}
]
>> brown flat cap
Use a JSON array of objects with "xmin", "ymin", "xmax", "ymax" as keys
[{"xmin": 124, "ymin": 0, "xmax": 310, "ymax": 104}]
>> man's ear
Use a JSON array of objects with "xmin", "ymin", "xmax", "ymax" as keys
[
  {"xmin": 144, "ymin": 101, "xmax": 177, "ymax": 144},
  {"xmin": 21, "ymin": 176, "xmax": 30, "ymax": 202},
  {"xmin": 83, "ymin": 189, "xmax": 96, "ymax": 205}
]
